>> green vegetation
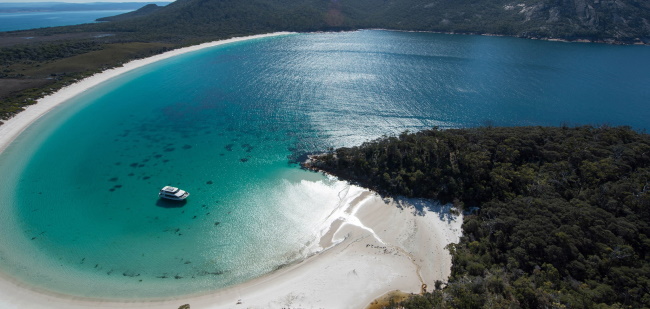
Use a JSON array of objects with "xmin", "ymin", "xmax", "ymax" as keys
[
  {"xmin": 306, "ymin": 126, "xmax": 650, "ymax": 308},
  {"xmin": 61, "ymin": 0, "xmax": 650, "ymax": 44},
  {"xmin": 0, "ymin": 41, "xmax": 174, "ymax": 119},
  {"xmin": 0, "ymin": 1, "xmax": 648, "ymax": 305},
  {"xmin": 96, "ymin": 4, "xmax": 165, "ymax": 22},
  {"xmin": 0, "ymin": 41, "xmax": 102, "ymax": 66}
]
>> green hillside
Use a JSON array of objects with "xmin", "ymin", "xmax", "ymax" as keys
[
  {"xmin": 35, "ymin": 0, "xmax": 650, "ymax": 43},
  {"xmin": 96, "ymin": 4, "xmax": 165, "ymax": 22},
  {"xmin": 93, "ymin": 0, "xmax": 650, "ymax": 43}
]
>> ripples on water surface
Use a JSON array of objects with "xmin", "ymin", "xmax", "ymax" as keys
[{"xmin": 0, "ymin": 30, "xmax": 648, "ymax": 299}]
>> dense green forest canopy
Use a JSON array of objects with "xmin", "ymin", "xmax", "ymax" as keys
[
  {"xmin": 41, "ymin": 0, "xmax": 650, "ymax": 43},
  {"xmin": 96, "ymin": 4, "xmax": 165, "ymax": 22},
  {"xmin": 305, "ymin": 126, "xmax": 650, "ymax": 308}
]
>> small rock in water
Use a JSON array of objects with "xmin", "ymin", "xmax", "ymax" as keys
[
  {"xmin": 239, "ymin": 158, "xmax": 249, "ymax": 163},
  {"xmin": 206, "ymin": 180, "xmax": 213, "ymax": 185}
]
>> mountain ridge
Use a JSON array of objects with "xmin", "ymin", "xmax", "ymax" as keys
[
  {"xmin": 93, "ymin": 0, "xmax": 650, "ymax": 44},
  {"xmin": 96, "ymin": 4, "xmax": 164, "ymax": 22}
]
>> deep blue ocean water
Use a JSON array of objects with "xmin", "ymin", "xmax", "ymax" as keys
[
  {"xmin": 0, "ymin": 30, "xmax": 648, "ymax": 299},
  {"xmin": 0, "ymin": 10, "xmax": 132, "ymax": 32}
]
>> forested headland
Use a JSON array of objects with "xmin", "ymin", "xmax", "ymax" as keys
[{"xmin": 304, "ymin": 125, "xmax": 650, "ymax": 308}]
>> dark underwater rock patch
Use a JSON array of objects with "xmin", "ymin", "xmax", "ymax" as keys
[
  {"xmin": 241, "ymin": 144, "xmax": 254, "ymax": 152},
  {"xmin": 123, "ymin": 271, "xmax": 140, "ymax": 277}
]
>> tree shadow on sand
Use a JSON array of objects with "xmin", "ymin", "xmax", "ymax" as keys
[{"xmin": 392, "ymin": 197, "xmax": 459, "ymax": 223}]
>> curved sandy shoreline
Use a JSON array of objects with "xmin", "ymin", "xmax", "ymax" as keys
[
  {"xmin": 0, "ymin": 32, "xmax": 463, "ymax": 309},
  {"xmin": 0, "ymin": 185, "xmax": 462, "ymax": 309},
  {"xmin": 0, "ymin": 32, "xmax": 294, "ymax": 154}
]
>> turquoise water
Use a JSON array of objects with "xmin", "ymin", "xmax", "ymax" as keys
[
  {"xmin": 0, "ymin": 10, "xmax": 132, "ymax": 32},
  {"xmin": 0, "ymin": 30, "xmax": 648, "ymax": 299}
]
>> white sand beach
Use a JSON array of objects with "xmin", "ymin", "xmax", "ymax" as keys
[
  {"xmin": 0, "ymin": 32, "xmax": 293, "ymax": 154},
  {"xmin": 0, "ymin": 32, "xmax": 463, "ymax": 309},
  {"xmin": 0, "ymin": 185, "xmax": 462, "ymax": 309}
]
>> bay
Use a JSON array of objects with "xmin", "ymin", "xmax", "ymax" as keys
[
  {"xmin": 0, "ymin": 30, "xmax": 647, "ymax": 299},
  {"xmin": 0, "ymin": 10, "xmax": 132, "ymax": 32}
]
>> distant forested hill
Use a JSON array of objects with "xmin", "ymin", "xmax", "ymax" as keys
[
  {"xmin": 306, "ymin": 126, "xmax": 650, "ymax": 308},
  {"xmin": 96, "ymin": 4, "xmax": 165, "ymax": 22},
  {"xmin": 84, "ymin": 0, "xmax": 650, "ymax": 43},
  {"xmin": 0, "ymin": 2, "xmax": 170, "ymax": 13}
]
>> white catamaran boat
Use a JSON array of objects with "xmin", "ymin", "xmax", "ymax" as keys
[{"xmin": 159, "ymin": 186, "xmax": 190, "ymax": 201}]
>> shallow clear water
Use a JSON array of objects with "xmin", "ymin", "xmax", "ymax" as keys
[
  {"xmin": 0, "ymin": 30, "xmax": 648, "ymax": 299},
  {"xmin": 0, "ymin": 10, "xmax": 132, "ymax": 32}
]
